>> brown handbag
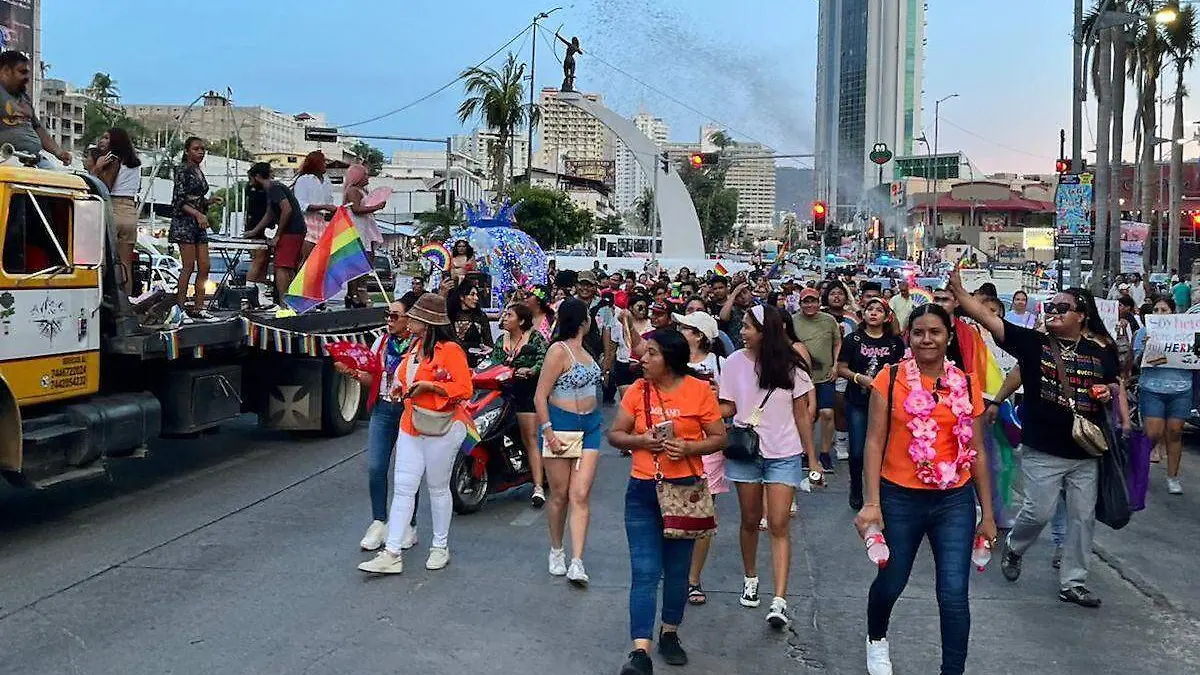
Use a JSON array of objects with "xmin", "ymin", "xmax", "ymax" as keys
[
  {"xmin": 642, "ymin": 382, "xmax": 717, "ymax": 539},
  {"xmin": 1048, "ymin": 338, "xmax": 1108, "ymax": 457}
]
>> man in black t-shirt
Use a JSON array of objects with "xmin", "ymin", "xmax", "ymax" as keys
[
  {"xmin": 246, "ymin": 162, "xmax": 308, "ymax": 300},
  {"xmin": 950, "ymin": 272, "xmax": 1124, "ymax": 608}
]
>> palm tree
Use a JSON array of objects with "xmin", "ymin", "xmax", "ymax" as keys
[
  {"xmin": 457, "ymin": 53, "xmax": 537, "ymax": 196},
  {"xmin": 1129, "ymin": 0, "xmax": 1169, "ymax": 269},
  {"xmin": 707, "ymin": 129, "xmax": 734, "ymax": 150},
  {"xmin": 1092, "ymin": 23, "xmax": 1113, "ymax": 284},
  {"xmin": 1164, "ymin": 3, "xmax": 1197, "ymax": 272},
  {"xmin": 1109, "ymin": 2, "xmax": 1131, "ymax": 279},
  {"xmin": 632, "ymin": 187, "xmax": 655, "ymax": 235},
  {"xmin": 87, "ymin": 72, "xmax": 119, "ymax": 105}
]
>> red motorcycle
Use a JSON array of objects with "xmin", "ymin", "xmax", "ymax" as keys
[{"xmin": 450, "ymin": 362, "xmax": 535, "ymax": 514}]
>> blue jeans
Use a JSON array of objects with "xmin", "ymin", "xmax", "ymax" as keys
[
  {"xmin": 847, "ymin": 403, "xmax": 869, "ymax": 503},
  {"xmin": 868, "ymin": 481, "xmax": 976, "ymax": 675},
  {"xmin": 625, "ymin": 478, "xmax": 695, "ymax": 641},
  {"xmin": 366, "ymin": 399, "xmax": 417, "ymax": 525}
]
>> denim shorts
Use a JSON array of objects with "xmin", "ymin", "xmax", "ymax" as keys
[
  {"xmin": 814, "ymin": 381, "xmax": 836, "ymax": 410},
  {"xmin": 724, "ymin": 453, "xmax": 803, "ymax": 487},
  {"xmin": 543, "ymin": 403, "xmax": 603, "ymax": 452},
  {"xmin": 1139, "ymin": 388, "xmax": 1193, "ymax": 421}
]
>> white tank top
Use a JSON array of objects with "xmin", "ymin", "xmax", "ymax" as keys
[{"xmin": 112, "ymin": 164, "xmax": 141, "ymax": 197}]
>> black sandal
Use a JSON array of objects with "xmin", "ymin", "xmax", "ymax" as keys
[{"xmin": 688, "ymin": 584, "xmax": 707, "ymax": 605}]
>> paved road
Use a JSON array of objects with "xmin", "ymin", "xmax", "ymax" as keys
[{"xmin": 2, "ymin": 413, "xmax": 1199, "ymax": 675}]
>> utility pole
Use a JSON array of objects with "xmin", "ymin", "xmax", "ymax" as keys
[
  {"xmin": 526, "ymin": 9, "xmax": 561, "ymax": 176},
  {"xmin": 1070, "ymin": 0, "xmax": 1084, "ymax": 287}
]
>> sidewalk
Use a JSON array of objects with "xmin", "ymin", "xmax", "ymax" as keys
[{"xmin": 1091, "ymin": 441, "xmax": 1200, "ymax": 618}]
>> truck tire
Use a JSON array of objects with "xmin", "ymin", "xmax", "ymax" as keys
[
  {"xmin": 451, "ymin": 453, "xmax": 488, "ymax": 514},
  {"xmin": 321, "ymin": 368, "xmax": 363, "ymax": 437}
]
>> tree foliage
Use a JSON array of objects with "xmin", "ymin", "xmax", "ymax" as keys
[
  {"xmin": 206, "ymin": 136, "xmax": 253, "ymax": 161},
  {"xmin": 595, "ymin": 213, "xmax": 623, "ymax": 235},
  {"xmin": 205, "ymin": 180, "xmax": 247, "ymax": 233},
  {"xmin": 349, "ymin": 140, "xmax": 384, "ymax": 176},
  {"xmin": 506, "ymin": 182, "xmax": 593, "ymax": 250},
  {"xmin": 457, "ymin": 53, "xmax": 538, "ymax": 195},
  {"xmin": 416, "ymin": 204, "xmax": 465, "ymax": 242},
  {"xmin": 678, "ymin": 163, "xmax": 739, "ymax": 252}
]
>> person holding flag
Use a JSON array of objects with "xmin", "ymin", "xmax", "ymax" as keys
[{"xmin": 359, "ymin": 293, "xmax": 475, "ymax": 575}]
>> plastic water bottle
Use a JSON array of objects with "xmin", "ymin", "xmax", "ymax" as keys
[
  {"xmin": 972, "ymin": 535, "xmax": 992, "ymax": 571},
  {"xmin": 863, "ymin": 524, "xmax": 890, "ymax": 568}
]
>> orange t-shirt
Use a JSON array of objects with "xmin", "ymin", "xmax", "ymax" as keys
[
  {"xmin": 621, "ymin": 376, "xmax": 723, "ymax": 480},
  {"xmin": 395, "ymin": 340, "xmax": 474, "ymax": 436},
  {"xmin": 872, "ymin": 363, "xmax": 983, "ymax": 490}
]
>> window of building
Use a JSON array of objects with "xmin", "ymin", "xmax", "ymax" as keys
[{"xmin": 2, "ymin": 193, "xmax": 72, "ymax": 274}]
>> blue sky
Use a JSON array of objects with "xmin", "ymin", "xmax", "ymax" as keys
[{"xmin": 43, "ymin": 0, "xmax": 1198, "ymax": 175}]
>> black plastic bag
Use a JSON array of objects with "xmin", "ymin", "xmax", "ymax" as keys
[{"xmin": 1096, "ymin": 406, "xmax": 1132, "ymax": 530}]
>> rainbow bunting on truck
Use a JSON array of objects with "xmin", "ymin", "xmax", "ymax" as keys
[{"xmin": 284, "ymin": 206, "xmax": 373, "ymax": 314}]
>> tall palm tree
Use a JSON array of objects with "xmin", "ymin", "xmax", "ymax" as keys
[
  {"xmin": 1109, "ymin": 4, "xmax": 1130, "ymax": 279},
  {"xmin": 457, "ymin": 53, "xmax": 538, "ymax": 196},
  {"xmin": 87, "ymin": 72, "xmax": 119, "ymax": 105},
  {"xmin": 1129, "ymin": 0, "xmax": 1169, "ymax": 269},
  {"xmin": 1164, "ymin": 4, "xmax": 1197, "ymax": 272},
  {"xmin": 1092, "ymin": 24, "xmax": 1114, "ymax": 282}
]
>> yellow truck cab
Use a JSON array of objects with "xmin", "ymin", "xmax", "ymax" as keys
[{"xmin": 0, "ymin": 165, "xmax": 381, "ymax": 489}]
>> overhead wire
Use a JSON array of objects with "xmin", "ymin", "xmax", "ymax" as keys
[
  {"xmin": 936, "ymin": 116, "xmax": 1059, "ymax": 162},
  {"xmin": 339, "ymin": 22, "xmax": 533, "ymax": 129}
]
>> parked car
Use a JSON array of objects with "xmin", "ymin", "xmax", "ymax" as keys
[{"xmin": 365, "ymin": 255, "xmax": 395, "ymax": 294}]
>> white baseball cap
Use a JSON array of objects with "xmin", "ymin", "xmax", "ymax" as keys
[{"xmin": 673, "ymin": 311, "xmax": 719, "ymax": 340}]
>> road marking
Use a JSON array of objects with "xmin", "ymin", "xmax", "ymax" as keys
[{"xmin": 509, "ymin": 509, "xmax": 543, "ymax": 527}]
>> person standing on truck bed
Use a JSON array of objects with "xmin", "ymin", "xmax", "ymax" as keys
[
  {"xmin": 0, "ymin": 51, "xmax": 72, "ymax": 167},
  {"xmin": 90, "ymin": 127, "xmax": 142, "ymax": 295},
  {"xmin": 343, "ymin": 162, "xmax": 385, "ymax": 308},
  {"xmin": 245, "ymin": 162, "xmax": 307, "ymax": 303},
  {"xmin": 170, "ymin": 136, "xmax": 221, "ymax": 323}
]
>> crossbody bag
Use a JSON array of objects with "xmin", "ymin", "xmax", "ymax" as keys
[
  {"xmin": 1048, "ymin": 338, "xmax": 1108, "ymax": 457},
  {"xmin": 723, "ymin": 388, "xmax": 776, "ymax": 462},
  {"xmin": 642, "ymin": 381, "xmax": 716, "ymax": 539}
]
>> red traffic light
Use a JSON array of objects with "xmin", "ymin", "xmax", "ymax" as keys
[
  {"xmin": 812, "ymin": 201, "xmax": 827, "ymax": 231},
  {"xmin": 688, "ymin": 152, "xmax": 718, "ymax": 168},
  {"xmin": 1056, "ymin": 158, "xmax": 1072, "ymax": 174}
]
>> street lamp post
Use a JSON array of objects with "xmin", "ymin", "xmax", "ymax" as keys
[
  {"xmin": 915, "ymin": 133, "xmax": 931, "ymax": 253},
  {"xmin": 931, "ymin": 93, "xmax": 958, "ymax": 252},
  {"xmin": 526, "ymin": 8, "xmax": 562, "ymax": 176}
]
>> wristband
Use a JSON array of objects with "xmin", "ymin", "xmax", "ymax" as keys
[{"xmin": 539, "ymin": 422, "xmax": 553, "ymax": 432}]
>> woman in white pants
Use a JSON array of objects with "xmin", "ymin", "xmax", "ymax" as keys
[{"xmin": 359, "ymin": 293, "xmax": 474, "ymax": 575}]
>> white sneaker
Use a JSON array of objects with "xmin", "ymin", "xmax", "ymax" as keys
[
  {"xmin": 1168, "ymin": 477, "xmax": 1184, "ymax": 495},
  {"xmin": 400, "ymin": 526, "xmax": 418, "ymax": 550},
  {"xmin": 425, "ymin": 546, "xmax": 450, "ymax": 570},
  {"xmin": 766, "ymin": 596, "xmax": 790, "ymax": 629},
  {"xmin": 567, "ymin": 558, "xmax": 589, "ymax": 586},
  {"xmin": 358, "ymin": 550, "xmax": 403, "ymax": 574},
  {"xmin": 835, "ymin": 432, "xmax": 849, "ymax": 460},
  {"xmin": 548, "ymin": 548, "xmax": 567, "ymax": 576},
  {"xmin": 866, "ymin": 638, "xmax": 893, "ymax": 675},
  {"xmin": 359, "ymin": 520, "xmax": 388, "ymax": 551},
  {"xmin": 740, "ymin": 575, "xmax": 760, "ymax": 607}
]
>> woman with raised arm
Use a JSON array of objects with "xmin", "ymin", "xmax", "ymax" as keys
[
  {"xmin": 856, "ymin": 302, "xmax": 996, "ymax": 675},
  {"xmin": 947, "ymin": 270, "xmax": 1127, "ymax": 609}
]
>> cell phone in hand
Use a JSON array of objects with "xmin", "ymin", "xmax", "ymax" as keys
[{"xmin": 651, "ymin": 420, "xmax": 674, "ymax": 444}]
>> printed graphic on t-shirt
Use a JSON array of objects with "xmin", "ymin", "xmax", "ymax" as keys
[
  {"xmin": 2, "ymin": 94, "xmax": 32, "ymax": 127},
  {"xmin": 1037, "ymin": 345, "xmax": 1106, "ymax": 414}
]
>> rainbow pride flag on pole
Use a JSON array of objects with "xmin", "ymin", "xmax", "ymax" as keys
[{"xmin": 284, "ymin": 206, "xmax": 373, "ymax": 314}]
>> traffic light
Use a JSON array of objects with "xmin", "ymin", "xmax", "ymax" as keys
[
  {"xmin": 660, "ymin": 151, "xmax": 669, "ymax": 173},
  {"xmin": 688, "ymin": 152, "xmax": 718, "ymax": 168},
  {"xmin": 1056, "ymin": 158, "xmax": 1072, "ymax": 174},
  {"xmin": 811, "ymin": 201, "xmax": 827, "ymax": 232}
]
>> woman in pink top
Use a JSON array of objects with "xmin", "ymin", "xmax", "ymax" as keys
[{"xmin": 718, "ymin": 305, "xmax": 823, "ymax": 629}]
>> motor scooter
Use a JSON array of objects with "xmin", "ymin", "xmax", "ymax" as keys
[{"xmin": 450, "ymin": 361, "xmax": 535, "ymax": 514}]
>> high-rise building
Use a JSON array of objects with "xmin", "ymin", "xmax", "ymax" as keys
[
  {"xmin": 814, "ymin": 0, "xmax": 925, "ymax": 221},
  {"xmin": 37, "ymin": 79, "xmax": 87, "ymax": 154},
  {"xmin": 450, "ymin": 128, "xmax": 529, "ymax": 186},
  {"xmin": 664, "ymin": 126, "xmax": 777, "ymax": 232},
  {"xmin": 613, "ymin": 111, "xmax": 669, "ymax": 214},
  {"xmin": 535, "ymin": 88, "xmax": 612, "ymax": 170}
]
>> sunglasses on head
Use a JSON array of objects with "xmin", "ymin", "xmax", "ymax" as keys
[{"xmin": 1044, "ymin": 302, "xmax": 1078, "ymax": 315}]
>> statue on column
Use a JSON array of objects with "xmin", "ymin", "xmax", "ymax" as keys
[{"xmin": 556, "ymin": 33, "xmax": 583, "ymax": 92}]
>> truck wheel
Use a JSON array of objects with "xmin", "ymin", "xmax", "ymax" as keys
[
  {"xmin": 321, "ymin": 369, "xmax": 362, "ymax": 437},
  {"xmin": 451, "ymin": 453, "xmax": 488, "ymax": 514}
]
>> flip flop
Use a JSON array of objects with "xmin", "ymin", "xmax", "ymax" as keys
[{"xmin": 688, "ymin": 584, "xmax": 707, "ymax": 605}]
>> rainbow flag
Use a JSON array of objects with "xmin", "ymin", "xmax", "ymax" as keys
[
  {"xmin": 284, "ymin": 207, "xmax": 373, "ymax": 314},
  {"xmin": 714, "ymin": 262, "xmax": 729, "ymax": 276},
  {"xmin": 459, "ymin": 418, "xmax": 482, "ymax": 455}
]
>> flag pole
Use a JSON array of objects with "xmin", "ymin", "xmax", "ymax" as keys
[{"xmin": 370, "ymin": 269, "xmax": 393, "ymax": 304}]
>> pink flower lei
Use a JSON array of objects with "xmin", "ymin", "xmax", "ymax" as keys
[{"xmin": 901, "ymin": 359, "xmax": 976, "ymax": 489}]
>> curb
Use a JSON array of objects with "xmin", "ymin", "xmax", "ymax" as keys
[{"xmin": 1092, "ymin": 540, "xmax": 1188, "ymax": 617}]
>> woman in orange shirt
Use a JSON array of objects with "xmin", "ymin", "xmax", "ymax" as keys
[
  {"xmin": 854, "ymin": 303, "xmax": 996, "ymax": 675},
  {"xmin": 359, "ymin": 293, "xmax": 474, "ymax": 576},
  {"xmin": 608, "ymin": 329, "xmax": 726, "ymax": 674}
]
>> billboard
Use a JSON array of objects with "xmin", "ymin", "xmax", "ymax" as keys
[
  {"xmin": 1055, "ymin": 173, "xmax": 1093, "ymax": 247},
  {"xmin": 563, "ymin": 159, "xmax": 615, "ymax": 190},
  {"xmin": 0, "ymin": 1, "xmax": 34, "ymax": 55}
]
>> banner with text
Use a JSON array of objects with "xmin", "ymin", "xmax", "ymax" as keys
[
  {"xmin": 1140, "ymin": 313, "xmax": 1200, "ymax": 370},
  {"xmin": 1120, "ymin": 220, "xmax": 1149, "ymax": 274}
]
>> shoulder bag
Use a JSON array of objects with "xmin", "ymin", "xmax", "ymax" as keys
[
  {"xmin": 1048, "ymin": 338, "xmax": 1108, "ymax": 457},
  {"xmin": 643, "ymin": 380, "xmax": 717, "ymax": 539},
  {"xmin": 723, "ymin": 388, "xmax": 775, "ymax": 462},
  {"xmin": 543, "ymin": 343, "xmax": 584, "ymax": 459},
  {"xmin": 404, "ymin": 348, "xmax": 456, "ymax": 437}
]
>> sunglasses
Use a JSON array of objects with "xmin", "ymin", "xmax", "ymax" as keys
[
  {"xmin": 387, "ymin": 312, "xmax": 404, "ymax": 321},
  {"xmin": 1044, "ymin": 302, "xmax": 1078, "ymax": 315}
]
